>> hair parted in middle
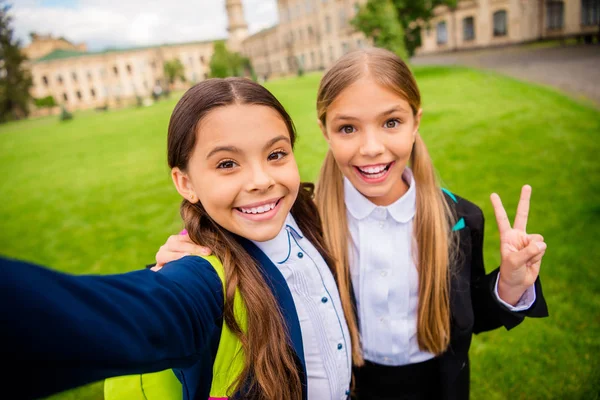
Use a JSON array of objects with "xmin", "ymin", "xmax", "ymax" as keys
[
  {"xmin": 167, "ymin": 77, "xmax": 336, "ymax": 400},
  {"xmin": 315, "ymin": 48, "xmax": 459, "ymax": 365}
]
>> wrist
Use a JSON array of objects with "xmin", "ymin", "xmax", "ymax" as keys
[{"xmin": 497, "ymin": 277, "xmax": 528, "ymax": 306}]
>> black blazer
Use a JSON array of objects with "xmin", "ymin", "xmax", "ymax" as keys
[{"xmin": 353, "ymin": 192, "xmax": 549, "ymax": 400}]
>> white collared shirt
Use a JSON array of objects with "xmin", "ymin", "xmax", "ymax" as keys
[
  {"xmin": 344, "ymin": 168, "xmax": 535, "ymax": 366},
  {"xmin": 253, "ymin": 214, "xmax": 351, "ymax": 399}
]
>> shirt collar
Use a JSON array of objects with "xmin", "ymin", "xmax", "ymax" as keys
[
  {"xmin": 344, "ymin": 167, "xmax": 416, "ymax": 223},
  {"xmin": 251, "ymin": 213, "xmax": 303, "ymax": 264}
]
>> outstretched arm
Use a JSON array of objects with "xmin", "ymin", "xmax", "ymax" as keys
[{"xmin": 0, "ymin": 255, "xmax": 223, "ymax": 399}]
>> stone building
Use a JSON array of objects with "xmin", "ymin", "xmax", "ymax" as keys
[
  {"xmin": 417, "ymin": 0, "xmax": 599, "ymax": 54},
  {"xmin": 241, "ymin": 0, "xmax": 371, "ymax": 79},
  {"xmin": 28, "ymin": 40, "xmax": 214, "ymax": 111}
]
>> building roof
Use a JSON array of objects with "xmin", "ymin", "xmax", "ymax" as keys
[{"xmin": 33, "ymin": 38, "xmax": 224, "ymax": 64}]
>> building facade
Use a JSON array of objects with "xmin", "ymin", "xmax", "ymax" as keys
[
  {"xmin": 242, "ymin": 0, "xmax": 371, "ymax": 79},
  {"xmin": 417, "ymin": 0, "xmax": 599, "ymax": 54},
  {"xmin": 28, "ymin": 41, "xmax": 214, "ymax": 111}
]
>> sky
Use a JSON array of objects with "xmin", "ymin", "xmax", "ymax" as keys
[{"xmin": 11, "ymin": 0, "xmax": 279, "ymax": 51}]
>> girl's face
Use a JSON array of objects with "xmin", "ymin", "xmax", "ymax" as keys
[
  {"xmin": 320, "ymin": 75, "xmax": 422, "ymax": 206},
  {"xmin": 172, "ymin": 104, "xmax": 300, "ymax": 242}
]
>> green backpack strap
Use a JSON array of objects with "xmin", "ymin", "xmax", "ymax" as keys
[{"xmin": 104, "ymin": 255, "xmax": 247, "ymax": 400}]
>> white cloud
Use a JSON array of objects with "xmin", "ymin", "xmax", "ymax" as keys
[{"xmin": 11, "ymin": 0, "xmax": 279, "ymax": 51}]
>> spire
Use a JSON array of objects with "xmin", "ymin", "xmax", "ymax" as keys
[{"xmin": 225, "ymin": 0, "xmax": 249, "ymax": 52}]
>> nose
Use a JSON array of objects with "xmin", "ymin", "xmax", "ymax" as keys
[
  {"xmin": 359, "ymin": 129, "xmax": 385, "ymax": 158},
  {"xmin": 246, "ymin": 162, "xmax": 275, "ymax": 193}
]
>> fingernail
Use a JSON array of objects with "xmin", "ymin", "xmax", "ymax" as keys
[{"xmin": 536, "ymin": 242, "xmax": 547, "ymax": 251}]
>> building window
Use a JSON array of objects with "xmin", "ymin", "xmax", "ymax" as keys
[
  {"xmin": 71, "ymin": 72, "xmax": 77, "ymax": 82},
  {"xmin": 42, "ymin": 76, "xmax": 49, "ymax": 86},
  {"xmin": 463, "ymin": 16, "xmax": 475, "ymax": 41},
  {"xmin": 546, "ymin": 1, "xmax": 564, "ymax": 29},
  {"xmin": 437, "ymin": 21, "xmax": 448, "ymax": 44},
  {"xmin": 329, "ymin": 45, "xmax": 335, "ymax": 62},
  {"xmin": 342, "ymin": 41, "xmax": 349, "ymax": 54},
  {"xmin": 582, "ymin": 0, "xmax": 599, "ymax": 26},
  {"xmin": 57, "ymin": 75, "xmax": 63, "ymax": 85},
  {"xmin": 493, "ymin": 10, "xmax": 508, "ymax": 37},
  {"xmin": 87, "ymin": 71, "xmax": 93, "ymax": 81},
  {"xmin": 199, "ymin": 55, "xmax": 205, "ymax": 64},
  {"xmin": 90, "ymin": 88, "xmax": 96, "ymax": 97},
  {"xmin": 339, "ymin": 8, "xmax": 346, "ymax": 28},
  {"xmin": 62, "ymin": 93, "xmax": 68, "ymax": 101},
  {"xmin": 76, "ymin": 91, "xmax": 82, "ymax": 100},
  {"xmin": 126, "ymin": 64, "xmax": 132, "ymax": 74},
  {"xmin": 113, "ymin": 66, "xmax": 119, "ymax": 75},
  {"xmin": 325, "ymin": 15, "xmax": 332, "ymax": 34},
  {"xmin": 354, "ymin": 2, "xmax": 360, "ymax": 14}
]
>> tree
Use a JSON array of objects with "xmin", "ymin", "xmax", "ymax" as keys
[
  {"xmin": 0, "ymin": 2, "xmax": 33, "ymax": 123},
  {"xmin": 353, "ymin": 0, "xmax": 457, "ymax": 57},
  {"xmin": 352, "ymin": 0, "xmax": 408, "ymax": 60},
  {"xmin": 208, "ymin": 41, "xmax": 253, "ymax": 79},
  {"xmin": 163, "ymin": 59, "xmax": 186, "ymax": 90}
]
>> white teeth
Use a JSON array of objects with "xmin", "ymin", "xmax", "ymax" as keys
[
  {"xmin": 239, "ymin": 202, "xmax": 276, "ymax": 214},
  {"xmin": 358, "ymin": 164, "xmax": 388, "ymax": 174}
]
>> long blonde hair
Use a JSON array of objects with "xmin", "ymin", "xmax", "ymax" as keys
[{"xmin": 315, "ymin": 48, "xmax": 457, "ymax": 361}]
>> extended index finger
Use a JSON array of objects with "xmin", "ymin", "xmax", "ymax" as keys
[
  {"xmin": 490, "ymin": 193, "xmax": 511, "ymax": 236},
  {"xmin": 513, "ymin": 185, "xmax": 531, "ymax": 232}
]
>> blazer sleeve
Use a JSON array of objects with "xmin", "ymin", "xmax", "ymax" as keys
[
  {"xmin": 458, "ymin": 198, "xmax": 549, "ymax": 335},
  {"xmin": 0, "ymin": 255, "xmax": 224, "ymax": 400}
]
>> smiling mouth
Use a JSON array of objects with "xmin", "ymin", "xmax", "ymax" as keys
[
  {"xmin": 235, "ymin": 198, "xmax": 282, "ymax": 215},
  {"xmin": 355, "ymin": 162, "xmax": 394, "ymax": 179}
]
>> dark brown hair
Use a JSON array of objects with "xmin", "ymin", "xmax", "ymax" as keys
[{"xmin": 168, "ymin": 77, "xmax": 335, "ymax": 399}]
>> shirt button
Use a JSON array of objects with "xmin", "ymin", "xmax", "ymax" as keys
[
  {"xmin": 379, "ymin": 317, "xmax": 385, "ymax": 323},
  {"xmin": 321, "ymin": 296, "xmax": 328, "ymax": 303},
  {"xmin": 379, "ymin": 222, "xmax": 384, "ymax": 228},
  {"xmin": 337, "ymin": 343, "xmax": 343, "ymax": 350},
  {"xmin": 297, "ymin": 252, "xmax": 303, "ymax": 258},
  {"xmin": 383, "ymin": 356, "xmax": 390, "ymax": 362},
  {"xmin": 380, "ymin": 271, "xmax": 387, "ymax": 277}
]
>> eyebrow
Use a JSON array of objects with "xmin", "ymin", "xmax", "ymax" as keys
[
  {"xmin": 331, "ymin": 106, "xmax": 409, "ymax": 122},
  {"xmin": 206, "ymin": 135, "xmax": 291, "ymax": 159}
]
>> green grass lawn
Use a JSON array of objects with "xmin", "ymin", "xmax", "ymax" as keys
[{"xmin": 1, "ymin": 67, "xmax": 599, "ymax": 400}]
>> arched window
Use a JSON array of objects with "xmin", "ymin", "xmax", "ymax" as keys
[
  {"xmin": 493, "ymin": 10, "xmax": 508, "ymax": 37},
  {"xmin": 463, "ymin": 16, "xmax": 475, "ymax": 41},
  {"xmin": 546, "ymin": 1, "xmax": 564, "ymax": 30},
  {"xmin": 437, "ymin": 21, "xmax": 448, "ymax": 45}
]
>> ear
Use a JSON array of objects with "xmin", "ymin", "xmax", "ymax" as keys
[
  {"xmin": 412, "ymin": 108, "xmax": 423, "ymax": 139},
  {"xmin": 317, "ymin": 119, "xmax": 330, "ymax": 142},
  {"xmin": 171, "ymin": 167, "xmax": 199, "ymax": 203}
]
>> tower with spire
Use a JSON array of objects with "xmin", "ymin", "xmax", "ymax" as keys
[{"xmin": 225, "ymin": 0, "xmax": 249, "ymax": 53}]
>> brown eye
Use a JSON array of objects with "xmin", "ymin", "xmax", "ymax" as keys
[
  {"xmin": 268, "ymin": 150, "xmax": 287, "ymax": 161},
  {"xmin": 340, "ymin": 125, "xmax": 355, "ymax": 134},
  {"xmin": 385, "ymin": 119, "xmax": 400, "ymax": 129},
  {"xmin": 217, "ymin": 160, "xmax": 237, "ymax": 169}
]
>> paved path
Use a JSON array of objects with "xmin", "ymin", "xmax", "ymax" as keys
[{"xmin": 411, "ymin": 44, "xmax": 600, "ymax": 107}]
